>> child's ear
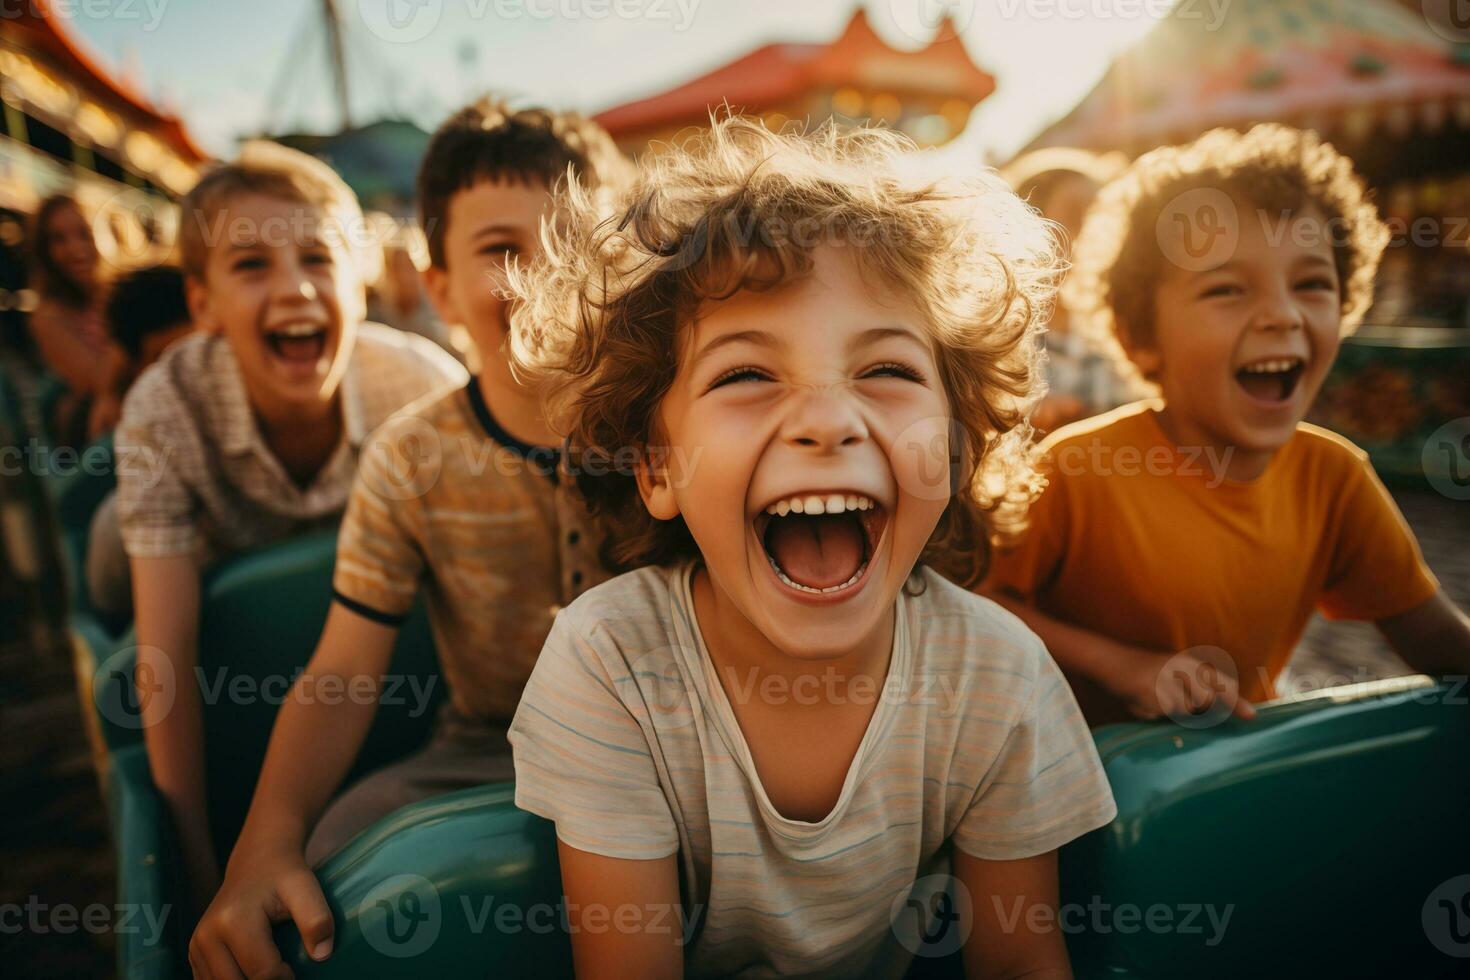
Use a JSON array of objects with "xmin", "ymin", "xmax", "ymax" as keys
[
  {"xmin": 1115, "ymin": 316, "xmax": 1162, "ymax": 380},
  {"xmin": 185, "ymin": 275, "xmax": 222, "ymax": 335},
  {"xmin": 634, "ymin": 447, "xmax": 681, "ymax": 521},
  {"xmin": 421, "ymin": 265, "xmax": 462, "ymax": 327}
]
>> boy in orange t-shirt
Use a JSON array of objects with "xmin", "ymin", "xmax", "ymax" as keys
[{"xmin": 985, "ymin": 124, "xmax": 1470, "ymax": 726}]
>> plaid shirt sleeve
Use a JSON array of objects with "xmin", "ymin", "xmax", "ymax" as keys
[{"xmin": 114, "ymin": 379, "xmax": 199, "ymax": 559}]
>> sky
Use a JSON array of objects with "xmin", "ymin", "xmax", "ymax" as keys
[{"xmin": 60, "ymin": 0, "xmax": 1171, "ymax": 164}]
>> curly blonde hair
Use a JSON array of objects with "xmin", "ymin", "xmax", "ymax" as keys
[
  {"xmin": 509, "ymin": 116, "xmax": 1061, "ymax": 587},
  {"xmin": 1065, "ymin": 123, "xmax": 1389, "ymax": 391}
]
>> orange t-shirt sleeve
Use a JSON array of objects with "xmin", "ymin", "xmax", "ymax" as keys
[
  {"xmin": 984, "ymin": 460, "xmax": 1072, "ymax": 604},
  {"xmin": 1318, "ymin": 452, "xmax": 1439, "ymax": 622}
]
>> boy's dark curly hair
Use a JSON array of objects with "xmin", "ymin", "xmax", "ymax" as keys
[{"xmin": 418, "ymin": 97, "xmax": 632, "ymax": 269}]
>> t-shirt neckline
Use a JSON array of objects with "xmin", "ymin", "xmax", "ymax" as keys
[
  {"xmin": 668, "ymin": 560, "xmax": 913, "ymax": 840},
  {"xmin": 1140, "ymin": 403, "xmax": 1291, "ymax": 492},
  {"xmin": 464, "ymin": 376, "xmax": 561, "ymax": 480}
]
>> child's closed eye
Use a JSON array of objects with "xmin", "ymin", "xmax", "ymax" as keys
[
  {"xmin": 231, "ymin": 255, "xmax": 269, "ymax": 273},
  {"xmin": 862, "ymin": 361, "xmax": 926, "ymax": 383},
  {"xmin": 1295, "ymin": 275, "xmax": 1336, "ymax": 292},
  {"xmin": 708, "ymin": 366, "xmax": 771, "ymax": 389},
  {"xmin": 1198, "ymin": 282, "xmax": 1243, "ymax": 300}
]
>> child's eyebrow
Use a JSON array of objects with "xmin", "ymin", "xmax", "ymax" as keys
[
  {"xmin": 692, "ymin": 329, "xmax": 781, "ymax": 366},
  {"xmin": 849, "ymin": 326, "xmax": 928, "ymax": 353},
  {"xmin": 470, "ymin": 224, "xmax": 524, "ymax": 241}
]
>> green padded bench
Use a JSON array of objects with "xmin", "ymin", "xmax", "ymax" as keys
[
  {"xmin": 255, "ymin": 675, "xmax": 1470, "ymax": 980},
  {"xmin": 100, "ymin": 531, "xmax": 444, "ymax": 979}
]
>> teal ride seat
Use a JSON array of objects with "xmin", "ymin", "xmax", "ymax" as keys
[
  {"xmin": 102, "ymin": 530, "xmax": 445, "ymax": 980},
  {"xmin": 1066, "ymin": 675, "xmax": 1470, "ymax": 980},
  {"xmin": 267, "ymin": 676, "xmax": 1469, "ymax": 980}
]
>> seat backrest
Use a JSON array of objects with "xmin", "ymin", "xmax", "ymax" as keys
[
  {"xmin": 195, "ymin": 530, "xmax": 445, "ymax": 856},
  {"xmin": 1060, "ymin": 677, "xmax": 1470, "ymax": 980},
  {"xmin": 278, "ymin": 785, "xmax": 573, "ymax": 978},
  {"xmin": 48, "ymin": 432, "xmax": 117, "ymax": 619},
  {"xmin": 274, "ymin": 678, "xmax": 1470, "ymax": 980},
  {"xmin": 90, "ymin": 530, "xmax": 444, "ymax": 858}
]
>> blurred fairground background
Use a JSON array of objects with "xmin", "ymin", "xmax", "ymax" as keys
[{"xmin": 1, "ymin": 0, "xmax": 1468, "ymax": 975}]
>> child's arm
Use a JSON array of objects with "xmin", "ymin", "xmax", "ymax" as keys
[
  {"xmin": 1376, "ymin": 589, "xmax": 1470, "ymax": 678},
  {"xmin": 132, "ymin": 554, "xmax": 218, "ymax": 909},
  {"xmin": 190, "ymin": 604, "xmax": 399, "ymax": 977},
  {"xmin": 956, "ymin": 849, "xmax": 1072, "ymax": 980},
  {"xmin": 556, "ymin": 842, "xmax": 684, "ymax": 979},
  {"xmin": 984, "ymin": 590, "xmax": 1256, "ymax": 722}
]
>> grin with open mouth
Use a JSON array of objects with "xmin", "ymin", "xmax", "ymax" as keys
[
  {"xmin": 265, "ymin": 321, "xmax": 331, "ymax": 368},
  {"xmin": 1234, "ymin": 355, "xmax": 1306, "ymax": 406},
  {"xmin": 753, "ymin": 491, "xmax": 891, "ymax": 600}
]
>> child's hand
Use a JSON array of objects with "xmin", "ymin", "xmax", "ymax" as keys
[
  {"xmin": 1110, "ymin": 645, "xmax": 1257, "ymax": 724},
  {"xmin": 189, "ymin": 844, "xmax": 334, "ymax": 979}
]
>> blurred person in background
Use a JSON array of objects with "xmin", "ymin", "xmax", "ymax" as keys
[
  {"xmin": 84, "ymin": 264, "xmax": 197, "ymax": 619},
  {"xmin": 107, "ymin": 264, "xmax": 196, "ymax": 388},
  {"xmin": 366, "ymin": 219, "xmax": 457, "ymax": 357},
  {"xmin": 27, "ymin": 194, "xmax": 128, "ymax": 443},
  {"xmin": 1006, "ymin": 148, "xmax": 1128, "ymax": 433}
]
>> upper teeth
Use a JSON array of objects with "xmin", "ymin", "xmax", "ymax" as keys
[
  {"xmin": 1241, "ymin": 359, "xmax": 1300, "ymax": 374},
  {"xmin": 765, "ymin": 493, "xmax": 874, "ymax": 517},
  {"xmin": 274, "ymin": 323, "xmax": 322, "ymax": 337}
]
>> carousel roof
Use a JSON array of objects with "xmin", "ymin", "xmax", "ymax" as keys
[
  {"xmin": 0, "ymin": 0, "xmax": 207, "ymax": 164},
  {"xmin": 595, "ymin": 8, "xmax": 994, "ymax": 137},
  {"xmin": 1024, "ymin": 0, "xmax": 1470, "ymax": 154}
]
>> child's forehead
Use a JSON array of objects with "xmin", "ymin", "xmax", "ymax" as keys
[
  {"xmin": 208, "ymin": 192, "xmax": 338, "ymax": 243},
  {"xmin": 446, "ymin": 176, "xmax": 553, "ymax": 224},
  {"xmin": 1152, "ymin": 187, "xmax": 1332, "ymax": 281},
  {"xmin": 680, "ymin": 251, "xmax": 929, "ymax": 358}
]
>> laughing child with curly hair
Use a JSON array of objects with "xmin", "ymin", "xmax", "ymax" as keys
[{"xmin": 505, "ymin": 117, "xmax": 1116, "ymax": 979}]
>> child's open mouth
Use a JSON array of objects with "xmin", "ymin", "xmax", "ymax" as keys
[
  {"xmin": 1234, "ymin": 356, "xmax": 1305, "ymax": 405},
  {"xmin": 265, "ymin": 323, "xmax": 329, "ymax": 365},
  {"xmin": 753, "ymin": 492, "xmax": 889, "ymax": 596}
]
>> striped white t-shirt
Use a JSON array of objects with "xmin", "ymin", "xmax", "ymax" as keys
[{"xmin": 509, "ymin": 561, "xmax": 1116, "ymax": 979}]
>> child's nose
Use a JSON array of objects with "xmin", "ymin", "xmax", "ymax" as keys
[
  {"xmin": 780, "ymin": 385, "xmax": 869, "ymax": 451},
  {"xmin": 274, "ymin": 260, "xmax": 321, "ymax": 304},
  {"xmin": 1251, "ymin": 288, "xmax": 1306, "ymax": 332}
]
